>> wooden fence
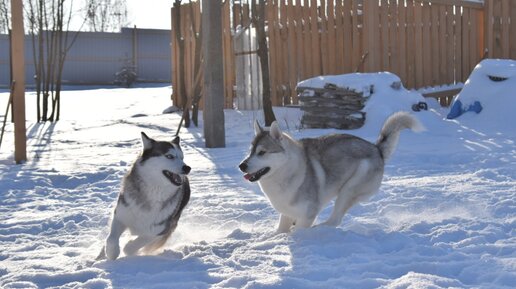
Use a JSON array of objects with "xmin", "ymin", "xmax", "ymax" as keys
[{"xmin": 171, "ymin": 0, "xmax": 516, "ymax": 109}]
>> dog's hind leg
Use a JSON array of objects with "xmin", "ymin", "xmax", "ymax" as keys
[
  {"xmin": 320, "ymin": 160, "xmax": 380, "ymax": 227},
  {"xmin": 295, "ymin": 216, "xmax": 317, "ymax": 230},
  {"xmin": 320, "ymin": 193, "xmax": 360, "ymax": 227},
  {"xmin": 123, "ymin": 235, "xmax": 155, "ymax": 256},
  {"xmin": 105, "ymin": 218, "xmax": 127, "ymax": 260}
]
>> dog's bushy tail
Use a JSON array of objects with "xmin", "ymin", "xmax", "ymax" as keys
[{"xmin": 375, "ymin": 111, "xmax": 424, "ymax": 161}]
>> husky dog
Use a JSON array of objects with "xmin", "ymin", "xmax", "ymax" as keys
[
  {"xmin": 103, "ymin": 132, "xmax": 191, "ymax": 260},
  {"xmin": 239, "ymin": 112, "xmax": 423, "ymax": 233}
]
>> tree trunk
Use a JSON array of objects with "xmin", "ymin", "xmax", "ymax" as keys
[
  {"xmin": 190, "ymin": 0, "xmax": 203, "ymax": 127},
  {"xmin": 253, "ymin": 0, "xmax": 276, "ymax": 126}
]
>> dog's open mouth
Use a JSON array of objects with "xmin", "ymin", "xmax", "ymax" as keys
[
  {"xmin": 163, "ymin": 170, "xmax": 183, "ymax": 186},
  {"xmin": 244, "ymin": 167, "xmax": 270, "ymax": 182}
]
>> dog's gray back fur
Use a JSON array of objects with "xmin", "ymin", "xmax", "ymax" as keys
[{"xmin": 304, "ymin": 133, "xmax": 383, "ymax": 185}]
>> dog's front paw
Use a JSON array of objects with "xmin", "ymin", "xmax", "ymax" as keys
[
  {"xmin": 123, "ymin": 239, "xmax": 143, "ymax": 256},
  {"xmin": 316, "ymin": 219, "xmax": 340, "ymax": 228},
  {"xmin": 105, "ymin": 240, "xmax": 120, "ymax": 260},
  {"xmin": 274, "ymin": 227, "xmax": 291, "ymax": 235}
]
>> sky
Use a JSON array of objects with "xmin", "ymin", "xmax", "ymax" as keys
[{"xmin": 126, "ymin": 0, "xmax": 172, "ymax": 30}]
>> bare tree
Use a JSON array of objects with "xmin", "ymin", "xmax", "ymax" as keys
[
  {"xmin": 0, "ymin": 0, "xmax": 9, "ymax": 33},
  {"xmin": 85, "ymin": 0, "xmax": 128, "ymax": 32},
  {"xmin": 26, "ymin": 0, "xmax": 86, "ymax": 122},
  {"xmin": 251, "ymin": 0, "xmax": 276, "ymax": 126}
]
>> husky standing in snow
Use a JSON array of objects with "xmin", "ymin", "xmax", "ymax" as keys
[
  {"xmin": 102, "ymin": 132, "xmax": 191, "ymax": 260},
  {"xmin": 239, "ymin": 112, "xmax": 423, "ymax": 233}
]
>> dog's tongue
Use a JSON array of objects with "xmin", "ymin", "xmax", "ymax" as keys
[
  {"xmin": 244, "ymin": 174, "xmax": 251, "ymax": 180},
  {"xmin": 172, "ymin": 173, "xmax": 182, "ymax": 185}
]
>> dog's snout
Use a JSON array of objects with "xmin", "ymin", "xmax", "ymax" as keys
[
  {"xmin": 239, "ymin": 161, "xmax": 248, "ymax": 172},
  {"xmin": 182, "ymin": 165, "xmax": 191, "ymax": 175}
]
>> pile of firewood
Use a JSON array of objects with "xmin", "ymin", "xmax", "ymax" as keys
[{"xmin": 297, "ymin": 83, "xmax": 371, "ymax": 130}]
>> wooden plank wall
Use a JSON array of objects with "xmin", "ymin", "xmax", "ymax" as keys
[
  {"xmin": 262, "ymin": 0, "xmax": 486, "ymax": 106},
  {"xmin": 171, "ymin": 0, "xmax": 513, "ymax": 109},
  {"xmin": 353, "ymin": 0, "xmax": 485, "ymax": 87},
  {"xmin": 266, "ymin": 0, "xmax": 364, "ymax": 105},
  {"xmin": 485, "ymin": 0, "xmax": 516, "ymax": 59}
]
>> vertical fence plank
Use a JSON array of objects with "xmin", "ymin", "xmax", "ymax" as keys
[
  {"xmin": 303, "ymin": 0, "xmax": 313, "ymax": 78},
  {"xmin": 422, "ymin": 1, "xmax": 432, "ymax": 87},
  {"xmin": 327, "ymin": 0, "xmax": 337, "ymax": 75},
  {"xmin": 380, "ymin": 0, "xmax": 390, "ymax": 71},
  {"xmin": 388, "ymin": 0, "xmax": 399, "ymax": 78},
  {"xmin": 351, "ymin": 0, "xmax": 361, "ymax": 71},
  {"xmin": 310, "ymin": 0, "xmax": 321, "ymax": 75},
  {"xmin": 363, "ymin": 0, "xmax": 380, "ymax": 72},
  {"xmin": 335, "ymin": 0, "xmax": 344, "ymax": 73},
  {"xmin": 182, "ymin": 4, "xmax": 190, "ymax": 106},
  {"xmin": 343, "ymin": 0, "xmax": 353, "ymax": 73},
  {"xmin": 510, "ymin": 0, "xmax": 516, "ymax": 58},
  {"xmin": 492, "ymin": 0, "xmax": 503, "ymax": 57},
  {"xmin": 445, "ymin": 5, "xmax": 454, "ymax": 84},
  {"xmin": 414, "ymin": 1, "xmax": 424, "ymax": 88},
  {"xmin": 279, "ymin": 0, "xmax": 288, "ymax": 104},
  {"xmin": 430, "ymin": 3, "xmax": 440, "ymax": 85},
  {"xmin": 437, "ymin": 5, "xmax": 447, "ymax": 84},
  {"xmin": 485, "ymin": 0, "xmax": 494, "ymax": 58},
  {"xmin": 222, "ymin": 0, "xmax": 233, "ymax": 108},
  {"xmin": 294, "ymin": 4, "xmax": 306, "ymax": 81},
  {"xmin": 272, "ymin": 0, "xmax": 283, "ymax": 105},
  {"xmin": 266, "ymin": 0, "xmax": 278, "ymax": 105},
  {"xmin": 454, "ymin": 2, "xmax": 463, "ymax": 82},
  {"xmin": 469, "ymin": 7, "xmax": 479, "ymax": 75},
  {"xmin": 501, "ymin": 0, "xmax": 510, "ymax": 58},
  {"xmin": 287, "ymin": 0, "xmax": 298, "ymax": 104},
  {"xmin": 183, "ymin": 4, "xmax": 189, "ymax": 104},
  {"xmin": 398, "ymin": 1, "xmax": 407, "ymax": 83},
  {"xmin": 476, "ymin": 6, "xmax": 485, "ymax": 61},
  {"xmin": 462, "ymin": 8, "xmax": 471, "ymax": 80},
  {"xmin": 406, "ymin": 0, "xmax": 416, "ymax": 88},
  {"xmin": 171, "ymin": 7, "xmax": 179, "ymax": 106},
  {"xmin": 319, "ymin": 0, "xmax": 329, "ymax": 74}
]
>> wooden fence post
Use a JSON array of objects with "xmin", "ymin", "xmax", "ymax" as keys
[
  {"xmin": 363, "ymin": 0, "xmax": 380, "ymax": 72},
  {"xmin": 202, "ymin": 0, "xmax": 225, "ymax": 148},
  {"xmin": 10, "ymin": 0, "xmax": 27, "ymax": 164}
]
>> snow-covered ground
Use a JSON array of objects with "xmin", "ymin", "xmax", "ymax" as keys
[{"xmin": 0, "ymin": 75, "xmax": 514, "ymax": 288}]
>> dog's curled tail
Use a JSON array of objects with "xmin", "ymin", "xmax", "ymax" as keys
[{"xmin": 375, "ymin": 111, "xmax": 424, "ymax": 161}]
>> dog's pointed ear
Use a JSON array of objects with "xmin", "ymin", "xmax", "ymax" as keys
[
  {"xmin": 254, "ymin": 120, "xmax": 263, "ymax": 136},
  {"xmin": 269, "ymin": 121, "xmax": 282, "ymax": 140},
  {"xmin": 141, "ymin": 132, "xmax": 153, "ymax": 150},
  {"xmin": 172, "ymin": 136, "xmax": 180, "ymax": 145}
]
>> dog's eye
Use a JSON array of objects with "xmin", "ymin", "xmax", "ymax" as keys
[
  {"xmin": 257, "ymin": 150, "xmax": 266, "ymax": 156},
  {"xmin": 165, "ymin": 154, "xmax": 175, "ymax": 159}
]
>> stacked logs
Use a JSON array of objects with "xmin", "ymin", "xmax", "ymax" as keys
[{"xmin": 297, "ymin": 83, "xmax": 371, "ymax": 130}]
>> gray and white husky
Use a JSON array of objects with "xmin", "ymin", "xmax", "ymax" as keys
[
  {"xmin": 102, "ymin": 132, "xmax": 191, "ymax": 260},
  {"xmin": 239, "ymin": 112, "xmax": 423, "ymax": 233}
]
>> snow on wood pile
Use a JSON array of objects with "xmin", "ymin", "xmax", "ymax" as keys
[{"xmin": 297, "ymin": 82, "xmax": 371, "ymax": 129}]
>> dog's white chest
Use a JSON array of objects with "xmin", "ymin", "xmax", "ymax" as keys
[
  {"xmin": 259, "ymin": 178, "xmax": 308, "ymax": 218},
  {"xmin": 116, "ymin": 186, "xmax": 181, "ymax": 236}
]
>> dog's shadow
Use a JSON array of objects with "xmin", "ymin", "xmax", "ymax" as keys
[
  {"xmin": 92, "ymin": 250, "xmax": 220, "ymax": 286},
  {"xmin": 279, "ymin": 218, "xmax": 464, "ymax": 288}
]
